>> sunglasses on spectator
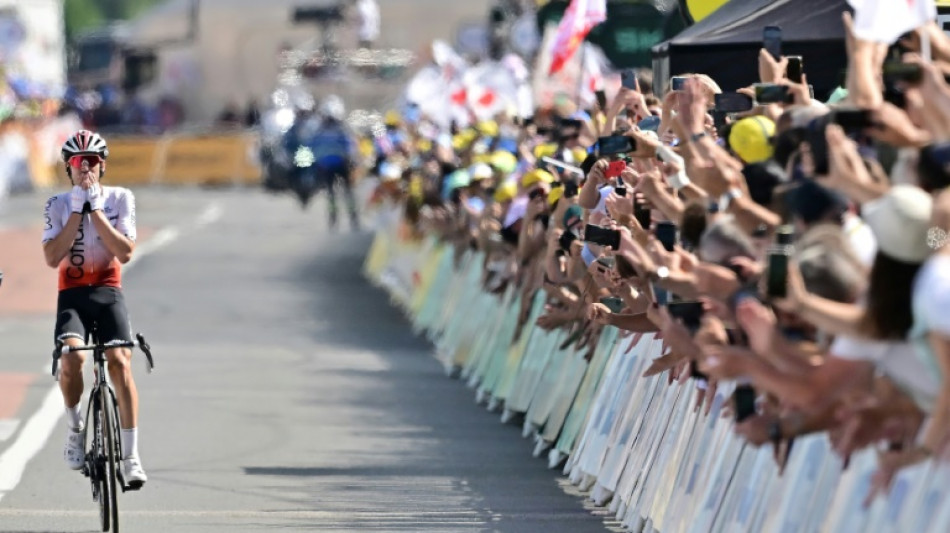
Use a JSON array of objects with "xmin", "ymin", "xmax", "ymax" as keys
[
  {"xmin": 68, "ymin": 154, "xmax": 103, "ymax": 169},
  {"xmin": 528, "ymin": 188, "xmax": 546, "ymax": 200}
]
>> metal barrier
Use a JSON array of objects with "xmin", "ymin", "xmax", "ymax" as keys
[{"xmin": 363, "ymin": 222, "xmax": 950, "ymax": 533}]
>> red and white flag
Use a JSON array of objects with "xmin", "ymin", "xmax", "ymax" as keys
[
  {"xmin": 547, "ymin": 0, "xmax": 606, "ymax": 76},
  {"xmin": 848, "ymin": 0, "xmax": 936, "ymax": 44}
]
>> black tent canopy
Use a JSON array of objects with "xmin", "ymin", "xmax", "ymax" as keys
[{"xmin": 652, "ymin": 0, "xmax": 853, "ymax": 100}]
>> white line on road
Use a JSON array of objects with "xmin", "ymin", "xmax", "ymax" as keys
[
  {"xmin": 0, "ymin": 202, "xmax": 222, "ymax": 504},
  {"xmin": 0, "ymin": 420, "xmax": 20, "ymax": 441}
]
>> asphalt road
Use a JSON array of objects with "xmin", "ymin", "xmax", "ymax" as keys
[{"xmin": 0, "ymin": 187, "xmax": 613, "ymax": 532}]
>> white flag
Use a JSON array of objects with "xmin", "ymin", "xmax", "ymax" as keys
[{"xmin": 848, "ymin": 0, "xmax": 936, "ymax": 44}]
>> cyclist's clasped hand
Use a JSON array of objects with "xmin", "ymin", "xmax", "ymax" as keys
[
  {"xmin": 70, "ymin": 185, "xmax": 86, "ymax": 214},
  {"xmin": 87, "ymin": 183, "xmax": 105, "ymax": 212}
]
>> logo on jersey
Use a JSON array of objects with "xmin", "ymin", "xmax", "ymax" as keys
[{"xmin": 66, "ymin": 220, "xmax": 86, "ymax": 280}]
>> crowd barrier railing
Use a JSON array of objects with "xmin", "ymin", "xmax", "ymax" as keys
[{"xmin": 362, "ymin": 217, "xmax": 950, "ymax": 533}]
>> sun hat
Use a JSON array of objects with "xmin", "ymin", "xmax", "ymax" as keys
[{"xmin": 862, "ymin": 185, "xmax": 934, "ymax": 263}]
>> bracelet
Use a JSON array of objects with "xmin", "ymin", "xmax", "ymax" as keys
[{"xmin": 689, "ymin": 131, "xmax": 708, "ymax": 143}]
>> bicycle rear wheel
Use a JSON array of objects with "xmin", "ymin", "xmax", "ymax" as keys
[{"xmin": 100, "ymin": 387, "xmax": 120, "ymax": 532}]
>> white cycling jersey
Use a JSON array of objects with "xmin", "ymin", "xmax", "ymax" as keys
[{"xmin": 42, "ymin": 186, "xmax": 137, "ymax": 291}]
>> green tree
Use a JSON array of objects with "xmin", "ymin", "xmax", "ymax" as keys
[{"xmin": 63, "ymin": 0, "xmax": 106, "ymax": 41}]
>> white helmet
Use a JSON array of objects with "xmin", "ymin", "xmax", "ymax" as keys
[
  {"xmin": 321, "ymin": 95, "xmax": 345, "ymax": 121},
  {"xmin": 61, "ymin": 129, "xmax": 109, "ymax": 162}
]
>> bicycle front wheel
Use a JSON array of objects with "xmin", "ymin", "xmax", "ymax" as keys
[{"xmin": 100, "ymin": 387, "xmax": 120, "ymax": 532}]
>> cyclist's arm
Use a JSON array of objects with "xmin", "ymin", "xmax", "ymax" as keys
[
  {"xmin": 91, "ymin": 189, "xmax": 136, "ymax": 264},
  {"xmin": 43, "ymin": 214, "xmax": 83, "ymax": 267},
  {"xmin": 42, "ymin": 196, "xmax": 81, "ymax": 268}
]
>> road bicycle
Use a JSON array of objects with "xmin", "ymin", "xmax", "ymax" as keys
[{"xmin": 52, "ymin": 329, "xmax": 155, "ymax": 532}]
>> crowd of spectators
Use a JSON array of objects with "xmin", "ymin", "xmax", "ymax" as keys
[{"xmin": 369, "ymin": 13, "xmax": 950, "ymax": 503}]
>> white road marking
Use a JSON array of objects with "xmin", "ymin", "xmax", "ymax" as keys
[
  {"xmin": 0, "ymin": 420, "xmax": 20, "ymax": 441},
  {"xmin": 0, "ymin": 202, "xmax": 223, "ymax": 504}
]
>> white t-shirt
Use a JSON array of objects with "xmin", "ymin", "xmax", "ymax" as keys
[
  {"xmin": 592, "ymin": 185, "xmax": 613, "ymax": 215},
  {"xmin": 842, "ymin": 212, "xmax": 877, "ymax": 268},
  {"xmin": 831, "ymin": 335, "xmax": 939, "ymax": 411},
  {"xmin": 910, "ymin": 254, "xmax": 950, "ymax": 385}
]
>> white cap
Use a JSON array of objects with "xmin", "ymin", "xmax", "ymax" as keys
[
  {"xmin": 470, "ymin": 163, "xmax": 493, "ymax": 181},
  {"xmin": 862, "ymin": 185, "xmax": 933, "ymax": 263}
]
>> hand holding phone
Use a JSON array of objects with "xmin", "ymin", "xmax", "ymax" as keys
[
  {"xmin": 585, "ymin": 224, "xmax": 622, "ymax": 250},
  {"xmin": 600, "ymin": 296, "xmax": 624, "ymax": 313},
  {"xmin": 655, "ymin": 221, "xmax": 677, "ymax": 252},
  {"xmin": 621, "ymin": 69, "xmax": 639, "ymax": 91},
  {"xmin": 715, "ymin": 92, "xmax": 755, "ymax": 113},
  {"xmin": 763, "ymin": 26, "xmax": 782, "ymax": 60}
]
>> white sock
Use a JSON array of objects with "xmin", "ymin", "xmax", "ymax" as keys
[
  {"xmin": 121, "ymin": 428, "xmax": 138, "ymax": 459},
  {"xmin": 65, "ymin": 404, "xmax": 82, "ymax": 431}
]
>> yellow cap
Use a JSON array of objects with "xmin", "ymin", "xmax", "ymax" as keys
[
  {"xmin": 728, "ymin": 116, "xmax": 776, "ymax": 164},
  {"xmin": 547, "ymin": 186, "xmax": 564, "ymax": 206},
  {"xmin": 521, "ymin": 168, "xmax": 555, "ymax": 188},
  {"xmin": 384, "ymin": 110, "xmax": 401, "ymax": 126},
  {"xmin": 572, "ymin": 148, "xmax": 588, "ymax": 165},
  {"xmin": 490, "ymin": 150, "xmax": 518, "ymax": 173},
  {"xmin": 415, "ymin": 138, "xmax": 432, "ymax": 152},
  {"xmin": 493, "ymin": 180, "xmax": 517, "ymax": 203},
  {"xmin": 533, "ymin": 142, "xmax": 558, "ymax": 160},
  {"xmin": 477, "ymin": 120, "xmax": 499, "ymax": 137}
]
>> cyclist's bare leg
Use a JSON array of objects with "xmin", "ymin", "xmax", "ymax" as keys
[
  {"xmin": 59, "ymin": 337, "xmax": 88, "ymax": 409},
  {"xmin": 106, "ymin": 346, "xmax": 138, "ymax": 429}
]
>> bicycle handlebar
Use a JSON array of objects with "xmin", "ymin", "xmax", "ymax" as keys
[{"xmin": 52, "ymin": 333, "xmax": 155, "ymax": 378}]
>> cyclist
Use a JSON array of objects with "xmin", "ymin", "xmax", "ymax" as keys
[
  {"xmin": 41, "ymin": 130, "xmax": 147, "ymax": 488},
  {"xmin": 311, "ymin": 95, "xmax": 360, "ymax": 230}
]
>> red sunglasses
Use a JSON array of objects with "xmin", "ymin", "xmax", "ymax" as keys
[{"xmin": 67, "ymin": 154, "xmax": 103, "ymax": 169}]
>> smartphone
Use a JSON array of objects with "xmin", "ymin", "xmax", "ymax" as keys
[
  {"xmin": 754, "ymin": 83, "xmax": 793, "ymax": 104},
  {"xmin": 655, "ymin": 221, "xmax": 677, "ymax": 252},
  {"xmin": 833, "ymin": 108, "xmax": 873, "ymax": 131},
  {"xmin": 786, "ymin": 55, "xmax": 803, "ymax": 83},
  {"xmin": 806, "ymin": 115, "xmax": 831, "ymax": 176},
  {"xmin": 599, "ymin": 135, "xmax": 635, "ymax": 156},
  {"xmin": 563, "ymin": 180, "xmax": 579, "ymax": 198},
  {"xmin": 734, "ymin": 384, "xmax": 757, "ymax": 422},
  {"xmin": 595, "ymin": 89, "xmax": 608, "ymax": 110},
  {"xmin": 667, "ymin": 301, "xmax": 704, "ymax": 334},
  {"xmin": 653, "ymin": 284, "xmax": 670, "ymax": 306},
  {"xmin": 605, "ymin": 159, "xmax": 627, "ymax": 178},
  {"xmin": 596, "ymin": 256, "xmax": 617, "ymax": 270},
  {"xmin": 883, "ymin": 61, "xmax": 923, "ymax": 84},
  {"xmin": 671, "ymin": 76, "xmax": 688, "ymax": 91},
  {"xmin": 600, "ymin": 296, "xmax": 624, "ymax": 313},
  {"xmin": 584, "ymin": 223, "xmax": 621, "ymax": 250},
  {"xmin": 621, "ymin": 69, "xmax": 638, "ymax": 90},
  {"xmin": 634, "ymin": 201, "xmax": 651, "ymax": 230},
  {"xmin": 763, "ymin": 25, "xmax": 782, "ymax": 60},
  {"xmin": 766, "ymin": 251, "xmax": 789, "ymax": 298},
  {"xmin": 714, "ymin": 92, "xmax": 755, "ymax": 113}
]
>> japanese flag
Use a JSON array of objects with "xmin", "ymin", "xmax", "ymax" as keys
[{"xmin": 848, "ymin": 0, "xmax": 936, "ymax": 44}]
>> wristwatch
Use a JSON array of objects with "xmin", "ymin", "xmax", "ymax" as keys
[
  {"xmin": 649, "ymin": 266, "xmax": 670, "ymax": 282},
  {"xmin": 720, "ymin": 187, "xmax": 743, "ymax": 211}
]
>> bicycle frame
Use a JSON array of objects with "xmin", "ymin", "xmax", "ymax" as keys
[{"xmin": 52, "ymin": 332, "xmax": 154, "ymax": 533}]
